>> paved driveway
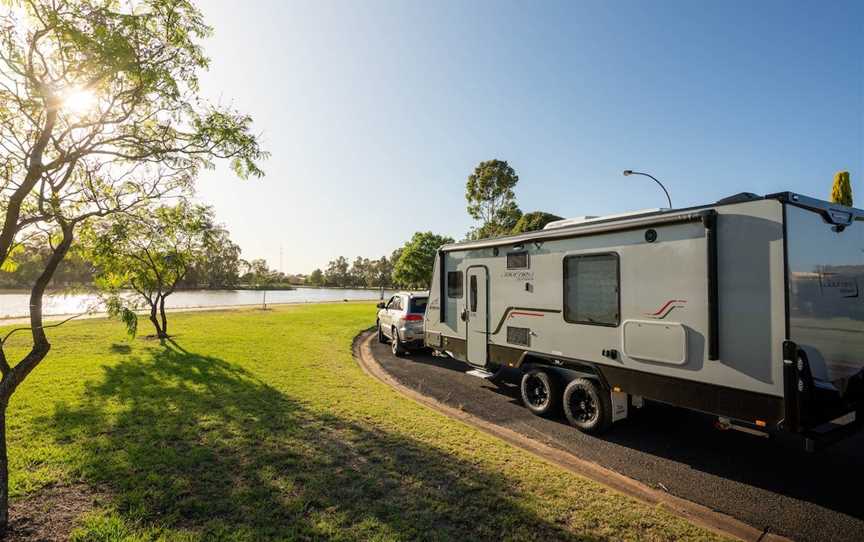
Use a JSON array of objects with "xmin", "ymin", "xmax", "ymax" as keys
[{"xmin": 370, "ymin": 340, "xmax": 864, "ymax": 542}]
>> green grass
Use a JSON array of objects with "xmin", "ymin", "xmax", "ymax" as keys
[{"xmin": 3, "ymin": 303, "xmax": 727, "ymax": 541}]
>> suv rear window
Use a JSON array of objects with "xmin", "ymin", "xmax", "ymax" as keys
[{"xmin": 409, "ymin": 297, "xmax": 428, "ymax": 314}]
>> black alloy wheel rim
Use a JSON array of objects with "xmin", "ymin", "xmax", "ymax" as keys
[
  {"xmin": 526, "ymin": 375, "xmax": 549, "ymax": 408},
  {"xmin": 568, "ymin": 387, "xmax": 598, "ymax": 423}
]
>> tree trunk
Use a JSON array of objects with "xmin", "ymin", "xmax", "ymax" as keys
[
  {"xmin": 149, "ymin": 298, "xmax": 167, "ymax": 339},
  {"xmin": 0, "ymin": 402, "xmax": 7, "ymax": 533},
  {"xmin": 159, "ymin": 295, "xmax": 169, "ymax": 338},
  {"xmin": 0, "ymin": 222, "xmax": 71, "ymax": 533}
]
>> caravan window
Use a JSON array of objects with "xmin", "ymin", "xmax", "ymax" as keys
[
  {"xmin": 447, "ymin": 271, "xmax": 463, "ymax": 298},
  {"xmin": 469, "ymin": 274, "xmax": 478, "ymax": 312},
  {"xmin": 563, "ymin": 253, "xmax": 620, "ymax": 326}
]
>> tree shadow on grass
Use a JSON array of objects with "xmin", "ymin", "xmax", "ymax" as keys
[
  {"xmin": 47, "ymin": 343, "xmax": 607, "ymax": 541},
  {"xmin": 107, "ymin": 343, "xmax": 131, "ymax": 355}
]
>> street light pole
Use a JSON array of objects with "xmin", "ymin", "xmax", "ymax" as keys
[{"xmin": 623, "ymin": 170, "xmax": 672, "ymax": 209}]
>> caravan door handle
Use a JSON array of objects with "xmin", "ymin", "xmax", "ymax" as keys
[{"xmin": 460, "ymin": 308, "xmax": 468, "ymax": 322}]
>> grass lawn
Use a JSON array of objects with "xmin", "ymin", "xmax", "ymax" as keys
[{"xmin": 3, "ymin": 303, "xmax": 727, "ymax": 541}]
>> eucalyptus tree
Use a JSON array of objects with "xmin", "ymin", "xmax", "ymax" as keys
[
  {"xmin": 0, "ymin": 0, "xmax": 266, "ymax": 530},
  {"xmin": 370, "ymin": 255, "xmax": 393, "ymax": 289},
  {"xmin": 307, "ymin": 268, "xmax": 324, "ymax": 286},
  {"xmin": 465, "ymin": 159, "xmax": 522, "ymax": 239},
  {"xmin": 190, "ymin": 225, "xmax": 242, "ymax": 288},
  {"xmin": 325, "ymin": 255, "xmax": 349, "ymax": 286},
  {"xmin": 84, "ymin": 202, "xmax": 215, "ymax": 339}
]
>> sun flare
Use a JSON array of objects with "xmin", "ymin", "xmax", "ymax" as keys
[{"xmin": 61, "ymin": 88, "xmax": 97, "ymax": 115}]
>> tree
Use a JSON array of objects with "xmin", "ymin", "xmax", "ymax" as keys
[
  {"xmin": 831, "ymin": 171, "xmax": 853, "ymax": 207},
  {"xmin": 0, "ymin": 239, "xmax": 95, "ymax": 288},
  {"xmin": 511, "ymin": 211, "xmax": 563, "ymax": 233},
  {"xmin": 466, "ymin": 159, "xmax": 522, "ymax": 239},
  {"xmin": 324, "ymin": 256, "xmax": 349, "ymax": 287},
  {"xmin": 185, "ymin": 226, "xmax": 242, "ymax": 289},
  {"xmin": 84, "ymin": 202, "xmax": 214, "ymax": 338},
  {"xmin": 307, "ymin": 268, "xmax": 324, "ymax": 286},
  {"xmin": 369, "ymin": 256, "xmax": 393, "ymax": 289},
  {"xmin": 247, "ymin": 258, "xmax": 276, "ymax": 308},
  {"xmin": 349, "ymin": 256, "xmax": 371, "ymax": 287},
  {"xmin": 0, "ymin": 0, "xmax": 265, "ymax": 529},
  {"xmin": 392, "ymin": 232, "xmax": 454, "ymax": 289}
]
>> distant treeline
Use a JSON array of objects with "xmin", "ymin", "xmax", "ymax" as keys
[
  {"xmin": 0, "ymin": 240, "xmax": 293, "ymax": 291},
  {"xmin": 307, "ymin": 254, "xmax": 398, "ymax": 289}
]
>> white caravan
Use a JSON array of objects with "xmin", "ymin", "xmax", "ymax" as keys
[{"xmin": 424, "ymin": 192, "xmax": 864, "ymax": 448}]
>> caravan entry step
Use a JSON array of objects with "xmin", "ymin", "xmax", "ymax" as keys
[{"xmin": 465, "ymin": 368, "xmax": 496, "ymax": 379}]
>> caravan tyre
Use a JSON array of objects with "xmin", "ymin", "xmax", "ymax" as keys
[
  {"xmin": 563, "ymin": 378, "xmax": 612, "ymax": 435},
  {"xmin": 520, "ymin": 369, "xmax": 561, "ymax": 417}
]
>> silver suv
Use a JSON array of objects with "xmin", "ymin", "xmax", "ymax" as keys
[{"xmin": 376, "ymin": 291, "xmax": 428, "ymax": 356}]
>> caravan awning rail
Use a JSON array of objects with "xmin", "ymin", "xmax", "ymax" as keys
[{"xmin": 440, "ymin": 210, "xmax": 715, "ymax": 252}]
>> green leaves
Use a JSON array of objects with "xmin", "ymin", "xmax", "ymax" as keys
[
  {"xmin": 0, "ymin": 0, "xmax": 267, "ymax": 249},
  {"xmin": 82, "ymin": 201, "xmax": 218, "ymax": 330},
  {"xmin": 392, "ymin": 232, "xmax": 454, "ymax": 289},
  {"xmin": 465, "ymin": 159, "xmax": 522, "ymax": 239},
  {"xmin": 104, "ymin": 295, "xmax": 138, "ymax": 338},
  {"xmin": 194, "ymin": 108, "xmax": 269, "ymax": 180},
  {"xmin": 0, "ymin": 243, "xmax": 23, "ymax": 272},
  {"xmin": 511, "ymin": 211, "xmax": 563, "ymax": 234}
]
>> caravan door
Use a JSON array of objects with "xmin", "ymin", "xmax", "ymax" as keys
[{"xmin": 466, "ymin": 267, "xmax": 489, "ymax": 366}]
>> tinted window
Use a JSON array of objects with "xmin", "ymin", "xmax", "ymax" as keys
[
  {"xmin": 564, "ymin": 253, "xmax": 619, "ymax": 326},
  {"xmin": 409, "ymin": 297, "xmax": 428, "ymax": 314},
  {"xmin": 447, "ymin": 271, "xmax": 463, "ymax": 298},
  {"xmin": 507, "ymin": 251, "xmax": 529, "ymax": 269}
]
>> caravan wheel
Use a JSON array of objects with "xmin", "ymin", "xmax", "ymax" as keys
[
  {"xmin": 520, "ymin": 369, "xmax": 561, "ymax": 417},
  {"xmin": 563, "ymin": 378, "xmax": 612, "ymax": 435}
]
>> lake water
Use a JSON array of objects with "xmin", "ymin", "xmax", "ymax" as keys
[{"xmin": 0, "ymin": 287, "xmax": 396, "ymax": 319}]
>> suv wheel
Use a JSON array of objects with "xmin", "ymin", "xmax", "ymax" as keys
[
  {"xmin": 391, "ymin": 327, "xmax": 406, "ymax": 357},
  {"xmin": 377, "ymin": 320, "xmax": 388, "ymax": 344}
]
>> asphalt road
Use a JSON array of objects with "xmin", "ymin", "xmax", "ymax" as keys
[{"xmin": 369, "ymin": 340, "xmax": 864, "ymax": 542}]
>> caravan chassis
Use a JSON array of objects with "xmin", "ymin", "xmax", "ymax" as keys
[{"xmin": 426, "ymin": 192, "xmax": 864, "ymax": 450}]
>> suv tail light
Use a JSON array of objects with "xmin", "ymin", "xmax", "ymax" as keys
[{"xmin": 404, "ymin": 314, "xmax": 423, "ymax": 321}]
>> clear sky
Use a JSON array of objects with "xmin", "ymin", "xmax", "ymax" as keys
[{"xmin": 193, "ymin": 0, "xmax": 863, "ymax": 274}]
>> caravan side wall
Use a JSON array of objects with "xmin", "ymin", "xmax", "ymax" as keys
[{"xmin": 427, "ymin": 199, "xmax": 788, "ymax": 423}]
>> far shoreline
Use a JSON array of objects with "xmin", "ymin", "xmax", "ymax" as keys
[
  {"xmin": 0, "ymin": 298, "xmax": 381, "ymax": 326},
  {"xmin": 0, "ymin": 284, "xmax": 394, "ymax": 294}
]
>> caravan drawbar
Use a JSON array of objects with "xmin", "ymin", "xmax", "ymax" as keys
[{"xmin": 423, "ymin": 192, "xmax": 864, "ymax": 447}]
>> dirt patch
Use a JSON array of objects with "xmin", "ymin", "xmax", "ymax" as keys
[{"xmin": 6, "ymin": 484, "xmax": 109, "ymax": 541}]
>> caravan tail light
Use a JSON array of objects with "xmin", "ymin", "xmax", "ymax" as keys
[{"xmin": 404, "ymin": 314, "xmax": 423, "ymax": 321}]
